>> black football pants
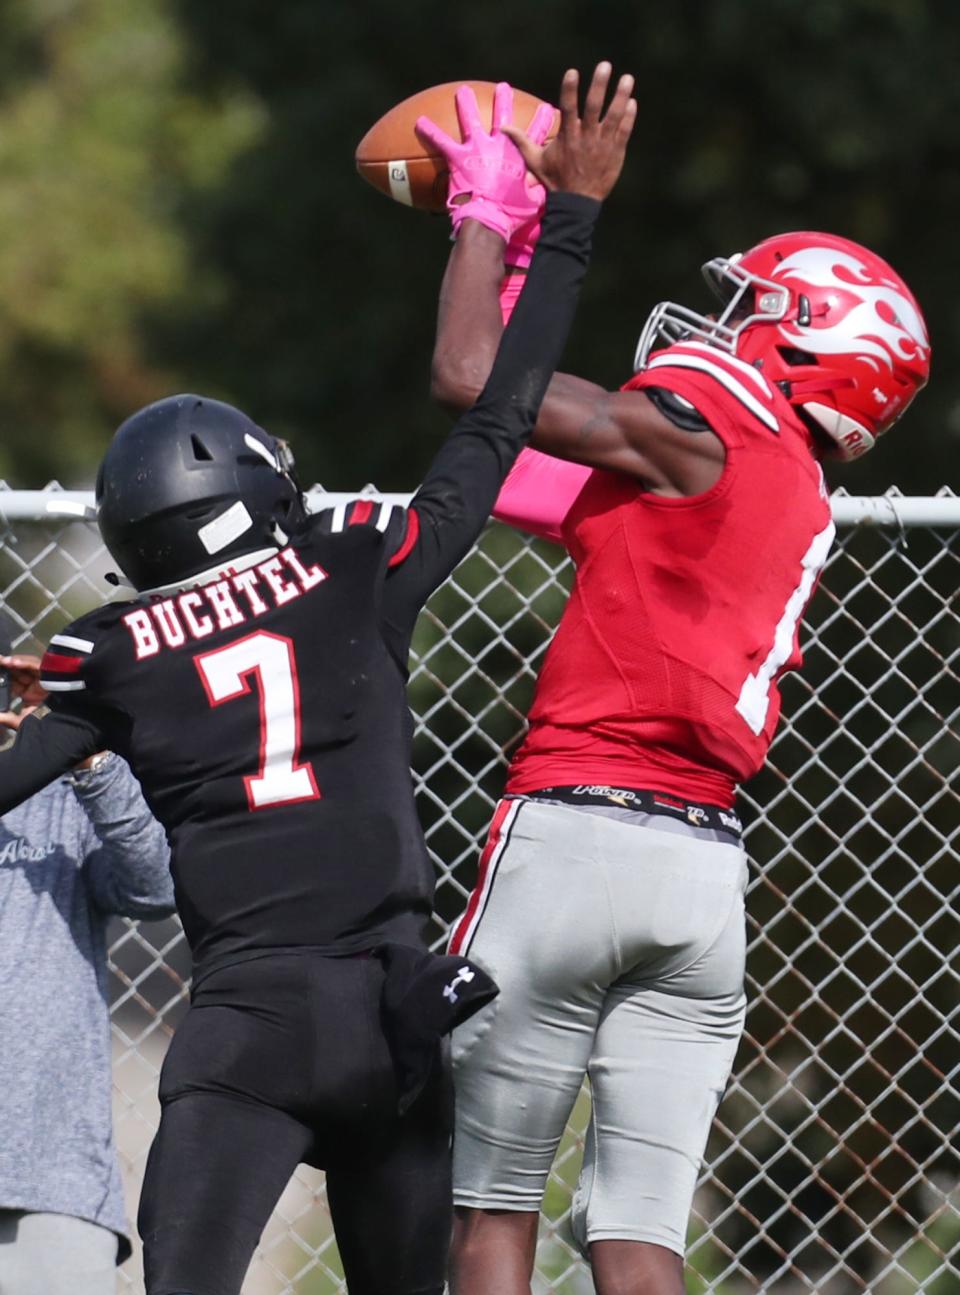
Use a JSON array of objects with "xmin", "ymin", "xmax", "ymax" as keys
[{"xmin": 138, "ymin": 951, "xmax": 452, "ymax": 1295}]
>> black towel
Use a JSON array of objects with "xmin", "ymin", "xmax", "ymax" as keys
[{"xmin": 375, "ymin": 942, "xmax": 499, "ymax": 1113}]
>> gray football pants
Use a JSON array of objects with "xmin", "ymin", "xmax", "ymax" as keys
[{"xmin": 450, "ymin": 797, "xmax": 748, "ymax": 1257}]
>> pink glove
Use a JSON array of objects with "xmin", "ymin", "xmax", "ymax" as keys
[{"xmin": 416, "ymin": 82, "xmax": 556, "ymax": 247}]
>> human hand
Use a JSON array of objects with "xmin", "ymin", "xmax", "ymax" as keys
[
  {"xmin": 0, "ymin": 703, "xmax": 38, "ymax": 732},
  {"xmin": 1, "ymin": 654, "xmax": 46, "ymax": 705},
  {"xmin": 416, "ymin": 82, "xmax": 557, "ymax": 244},
  {"xmin": 501, "ymin": 62, "xmax": 637, "ymax": 202},
  {"xmin": 0, "ymin": 654, "xmax": 47, "ymax": 732}
]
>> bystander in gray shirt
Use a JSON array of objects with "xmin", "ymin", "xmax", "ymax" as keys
[{"xmin": 0, "ymin": 754, "xmax": 174, "ymax": 1262}]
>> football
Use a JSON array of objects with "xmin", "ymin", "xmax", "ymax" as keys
[{"xmin": 355, "ymin": 81, "xmax": 558, "ymax": 212}]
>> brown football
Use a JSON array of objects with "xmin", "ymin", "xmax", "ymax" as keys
[{"xmin": 355, "ymin": 80, "xmax": 557, "ymax": 213}]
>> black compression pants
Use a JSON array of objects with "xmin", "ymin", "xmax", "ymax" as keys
[{"xmin": 139, "ymin": 951, "xmax": 452, "ymax": 1295}]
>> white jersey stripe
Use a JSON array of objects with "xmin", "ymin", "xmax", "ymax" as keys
[
  {"xmin": 646, "ymin": 351, "xmax": 780, "ymax": 432},
  {"xmin": 375, "ymin": 502, "xmax": 394, "ymax": 532},
  {"xmin": 329, "ymin": 503, "xmax": 348, "ymax": 533},
  {"xmin": 676, "ymin": 341, "xmax": 774, "ymax": 395},
  {"xmin": 39, "ymin": 678, "xmax": 87, "ymax": 692},
  {"xmin": 49, "ymin": 633, "xmax": 94, "ymax": 654}
]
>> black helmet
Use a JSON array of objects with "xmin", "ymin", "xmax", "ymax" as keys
[{"xmin": 96, "ymin": 394, "xmax": 307, "ymax": 591}]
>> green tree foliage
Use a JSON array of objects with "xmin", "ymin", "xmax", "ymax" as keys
[
  {"xmin": 0, "ymin": 5, "xmax": 955, "ymax": 1289},
  {"xmin": 0, "ymin": 0, "xmax": 956, "ymax": 492},
  {"xmin": 163, "ymin": 0, "xmax": 959, "ymax": 493},
  {"xmin": 0, "ymin": 0, "xmax": 261, "ymax": 484}
]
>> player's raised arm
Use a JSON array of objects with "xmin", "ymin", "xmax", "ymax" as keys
[
  {"xmin": 427, "ymin": 67, "xmax": 729, "ymax": 497},
  {"xmin": 384, "ymin": 63, "xmax": 636, "ymax": 623}
]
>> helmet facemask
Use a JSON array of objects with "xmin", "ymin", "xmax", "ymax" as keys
[{"xmin": 633, "ymin": 255, "xmax": 790, "ymax": 373}]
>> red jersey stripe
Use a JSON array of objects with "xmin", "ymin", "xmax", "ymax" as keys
[
  {"xmin": 388, "ymin": 509, "xmax": 420, "ymax": 569},
  {"xmin": 39, "ymin": 651, "xmax": 84, "ymax": 675},
  {"xmin": 348, "ymin": 499, "xmax": 375, "ymax": 527}
]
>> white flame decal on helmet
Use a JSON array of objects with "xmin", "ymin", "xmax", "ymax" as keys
[{"xmin": 772, "ymin": 248, "xmax": 929, "ymax": 372}]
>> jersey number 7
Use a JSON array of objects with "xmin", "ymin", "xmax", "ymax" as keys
[{"xmin": 195, "ymin": 630, "xmax": 321, "ymax": 810}]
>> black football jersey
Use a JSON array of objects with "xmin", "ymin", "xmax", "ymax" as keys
[
  {"xmin": 37, "ymin": 504, "xmax": 444, "ymax": 970},
  {"xmin": 0, "ymin": 191, "xmax": 600, "ymax": 974}
]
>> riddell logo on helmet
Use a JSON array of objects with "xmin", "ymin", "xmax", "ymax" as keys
[{"xmin": 840, "ymin": 427, "xmax": 869, "ymax": 456}]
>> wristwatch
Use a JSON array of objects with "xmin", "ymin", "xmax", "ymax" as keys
[{"xmin": 68, "ymin": 751, "xmax": 115, "ymax": 785}]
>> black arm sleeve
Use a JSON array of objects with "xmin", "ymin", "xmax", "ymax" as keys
[
  {"xmin": 0, "ymin": 708, "xmax": 105, "ymax": 815},
  {"xmin": 383, "ymin": 191, "xmax": 600, "ymax": 643}
]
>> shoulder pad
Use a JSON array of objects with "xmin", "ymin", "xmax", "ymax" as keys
[
  {"xmin": 645, "ymin": 386, "xmax": 712, "ymax": 433},
  {"xmin": 311, "ymin": 498, "xmax": 419, "ymax": 568},
  {"xmin": 638, "ymin": 341, "xmax": 780, "ymax": 434},
  {"xmin": 311, "ymin": 498, "xmax": 401, "ymax": 535},
  {"xmin": 38, "ymin": 602, "xmax": 126, "ymax": 694}
]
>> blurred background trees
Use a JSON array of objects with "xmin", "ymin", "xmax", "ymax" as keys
[
  {"xmin": 0, "ymin": 5, "xmax": 956, "ymax": 1290},
  {"xmin": 0, "ymin": 0, "xmax": 955, "ymax": 494}
]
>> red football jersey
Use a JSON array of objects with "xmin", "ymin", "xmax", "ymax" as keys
[{"xmin": 505, "ymin": 342, "xmax": 836, "ymax": 807}]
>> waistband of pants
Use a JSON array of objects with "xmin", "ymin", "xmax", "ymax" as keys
[{"xmin": 518, "ymin": 784, "xmax": 743, "ymax": 841}]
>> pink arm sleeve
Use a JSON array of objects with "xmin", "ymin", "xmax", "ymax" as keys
[
  {"xmin": 493, "ymin": 447, "xmax": 591, "ymax": 544},
  {"xmin": 491, "ymin": 273, "xmax": 591, "ymax": 544}
]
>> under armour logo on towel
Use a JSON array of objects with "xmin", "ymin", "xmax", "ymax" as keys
[{"xmin": 442, "ymin": 966, "xmax": 476, "ymax": 1004}]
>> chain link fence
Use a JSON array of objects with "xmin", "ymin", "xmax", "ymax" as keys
[{"xmin": 1, "ymin": 484, "xmax": 957, "ymax": 1295}]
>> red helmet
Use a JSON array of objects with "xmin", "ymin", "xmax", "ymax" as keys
[{"xmin": 634, "ymin": 231, "xmax": 930, "ymax": 459}]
